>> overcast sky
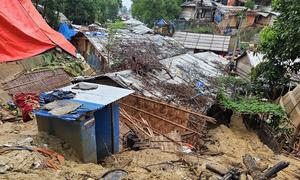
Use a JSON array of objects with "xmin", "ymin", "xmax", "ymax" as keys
[{"xmin": 122, "ymin": 0, "xmax": 132, "ymax": 9}]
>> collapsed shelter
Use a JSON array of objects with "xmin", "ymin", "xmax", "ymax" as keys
[
  {"xmin": 73, "ymin": 29, "xmax": 186, "ymax": 73},
  {"xmin": 75, "ymin": 52, "xmax": 227, "ymax": 150}
]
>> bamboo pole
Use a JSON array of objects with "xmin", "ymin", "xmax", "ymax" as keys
[
  {"xmin": 120, "ymin": 103, "xmax": 202, "ymax": 136},
  {"xmin": 130, "ymin": 94, "xmax": 216, "ymax": 123},
  {"xmin": 120, "ymin": 109, "xmax": 182, "ymax": 146}
]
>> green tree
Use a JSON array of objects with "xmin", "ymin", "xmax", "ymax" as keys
[
  {"xmin": 33, "ymin": 0, "xmax": 122, "ymax": 27},
  {"xmin": 105, "ymin": 21, "xmax": 126, "ymax": 71},
  {"xmin": 245, "ymin": 0, "xmax": 255, "ymax": 9},
  {"xmin": 253, "ymin": 0, "xmax": 300, "ymax": 97},
  {"xmin": 33, "ymin": 0, "xmax": 66, "ymax": 28},
  {"xmin": 64, "ymin": 0, "xmax": 97, "ymax": 25},
  {"xmin": 132, "ymin": 0, "xmax": 184, "ymax": 25},
  {"xmin": 94, "ymin": 0, "xmax": 122, "ymax": 23}
]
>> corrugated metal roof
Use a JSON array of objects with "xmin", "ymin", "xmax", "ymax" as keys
[
  {"xmin": 173, "ymin": 32, "xmax": 231, "ymax": 52},
  {"xmin": 181, "ymin": 0, "xmax": 213, "ymax": 7},
  {"xmin": 85, "ymin": 33, "xmax": 108, "ymax": 58},
  {"xmin": 216, "ymin": 3, "xmax": 246, "ymax": 14},
  {"xmin": 60, "ymin": 82, "xmax": 134, "ymax": 106},
  {"xmin": 131, "ymin": 25, "xmax": 153, "ymax": 34},
  {"xmin": 85, "ymin": 32, "xmax": 186, "ymax": 61},
  {"xmin": 160, "ymin": 52, "xmax": 227, "ymax": 79},
  {"xmin": 103, "ymin": 52, "xmax": 227, "ymax": 97}
]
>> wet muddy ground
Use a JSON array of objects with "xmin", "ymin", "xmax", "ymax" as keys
[{"xmin": 0, "ymin": 114, "xmax": 299, "ymax": 179}]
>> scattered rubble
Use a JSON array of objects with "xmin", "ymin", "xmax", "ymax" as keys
[{"xmin": 0, "ymin": 113, "xmax": 299, "ymax": 179}]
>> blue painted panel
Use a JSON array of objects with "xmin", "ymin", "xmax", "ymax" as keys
[
  {"xmin": 36, "ymin": 115, "xmax": 97, "ymax": 163},
  {"xmin": 94, "ymin": 103, "xmax": 119, "ymax": 160},
  {"xmin": 87, "ymin": 53, "xmax": 102, "ymax": 70}
]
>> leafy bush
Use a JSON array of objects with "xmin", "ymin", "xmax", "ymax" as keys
[{"xmin": 218, "ymin": 92, "xmax": 285, "ymax": 118}]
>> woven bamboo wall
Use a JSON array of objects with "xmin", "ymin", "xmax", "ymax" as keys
[
  {"xmin": 119, "ymin": 95, "xmax": 190, "ymax": 134},
  {"xmin": 2, "ymin": 68, "xmax": 71, "ymax": 95},
  {"xmin": 280, "ymin": 85, "xmax": 300, "ymax": 129}
]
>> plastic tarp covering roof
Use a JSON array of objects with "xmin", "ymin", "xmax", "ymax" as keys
[
  {"xmin": 59, "ymin": 23, "xmax": 77, "ymax": 40},
  {"xmin": 0, "ymin": 0, "xmax": 76, "ymax": 62}
]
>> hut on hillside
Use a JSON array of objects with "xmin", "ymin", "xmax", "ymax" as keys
[
  {"xmin": 180, "ymin": 0, "xmax": 216, "ymax": 22},
  {"xmin": 235, "ymin": 51, "xmax": 264, "ymax": 81},
  {"xmin": 214, "ymin": 4, "xmax": 259, "ymax": 35}
]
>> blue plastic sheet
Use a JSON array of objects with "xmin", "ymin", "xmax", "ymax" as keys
[
  {"xmin": 155, "ymin": 19, "xmax": 167, "ymax": 26},
  {"xmin": 214, "ymin": 12, "xmax": 222, "ymax": 23},
  {"xmin": 34, "ymin": 99, "xmax": 104, "ymax": 121},
  {"xmin": 58, "ymin": 23, "xmax": 77, "ymax": 40},
  {"xmin": 85, "ymin": 32, "xmax": 107, "ymax": 37},
  {"xmin": 40, "ymin": 90, "xmax": 76, "ymax": 104}
]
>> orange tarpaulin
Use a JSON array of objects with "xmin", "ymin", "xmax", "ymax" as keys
[{"xmin": 0, "ymin": 0, "xmax": 76, "ymax": 63}]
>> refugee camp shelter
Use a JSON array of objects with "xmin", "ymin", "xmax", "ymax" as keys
[
  {"xmin": 35, "ymin": 83, "xmax": 134, "ymax": 163},
  {"xmin": 76, "ymin": 51, "xmax": 227, "ymax": 113},
  {"xmin": 73, "ymin": 29, "xmax": 186, "ymax": 73},
  {"xmin": 255, "ymin": 11, "xmax": 278, "ymax": 26},
  {"xmin": 221, "ymin": 0, "xmax": 245, "ymax": 6},
  {"xmin": 279, "ymin": 85, "xmax": 300, "ymax": 147},
  {"xmin": 235, "ymin": 51, "xmax": 264, "ymax": 81},
  {"xmin": 180, "ymin": 0, "xmax": 215, "ymax": 22},
  {"xmin": 173, "ymin": 32, "xmax": 231, "ymax": 53},
  {"xmin": 74, "ymin": 52, "xmax": 223, "ymax": 151},
  {"xmin": 72, "ymin": 31, "xmax": 108, "ymax": 73},
  {"xmin": 0, "ymin": 0, "xmax": 76, "ymax": 62},
  {"xmin": 214, "ymin": 4, "xmax": 258, "ymax": 35}
]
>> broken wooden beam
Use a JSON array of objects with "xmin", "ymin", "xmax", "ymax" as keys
[
  {"xmin": 243, "ymin": 154, "xmax": 289, "ymax": 179},
  {"xmin": 261, "ymin": 161, "xmax": 289, "ymax": 179}
]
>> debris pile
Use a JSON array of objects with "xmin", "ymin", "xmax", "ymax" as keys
[
  {"xmin": 109, "ymin": 33, "xmax": 186, "ymax": 69},
  {"xmin": 204, "ymin": 154, "xmax": 289, "ymax": 180},
  {"xmin": 0, "ymin": 137, "xmax": 64, "ymax": 173},
  {"xmin": 80, "ymin": 30, "xmax": 187, "ymax": 72},
  {"xmin": 292, "ymin": 136, "xmax": 300, "ymax": 158},
  {"xmin": 109, "ymin": 40, "xmax": 166, "ymax": 74},
  {"xmin": 93, "ymin": 52, "xmax": 227, "ymax": 113},
  {"xmin": 118, "ymin": 94, "xmax": 215, "ymax": 152},
  {"xmin": 0, "ymin": 105, "xmax": 18, "ymax": 123}
]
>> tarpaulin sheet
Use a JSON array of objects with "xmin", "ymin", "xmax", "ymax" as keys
[
  {"xmin": 58, "ymin": 23, "xmax": 77, "ymax": 40},
  {"xmin": 0, "ymin": 0, "xmax": 76, "ymax": 62},
  {"xmin": 34, "ymin": 99, "xmax": 104, "ymax": 121}
]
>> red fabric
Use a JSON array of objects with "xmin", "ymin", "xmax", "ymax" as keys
[
  {"xmin": 0, "ymin": 0, "xmax": 76, "ymax": 62},
  {"xmin": 14, "ymin": 93, "xmax": 40, "ymax": 122}
]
